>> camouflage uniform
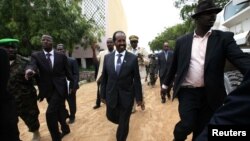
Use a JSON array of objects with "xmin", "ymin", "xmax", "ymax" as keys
[
  {"xmin": 148, "ymin": 54, "xmax": 158, "ymax": 86},
  {"xmin": 7, "ymin": 54, "xmax": 40, "ymax": 132}
]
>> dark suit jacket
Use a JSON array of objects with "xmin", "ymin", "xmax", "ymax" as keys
[
  {"xmin": 101, "ymin": 51, "xmax": 143, "ymax": 109},
  {"xmin": 196, "ymin": 71, "xmax": 250, "ymax": 141},
  {"xmin": 164, "ymin": 30, "xmax": 250, "ymax": 110},
  {"xmin": 68, "ymin": 57, "xmax": 79, "ymax": 90},
  {"xmin": 26, "ymin": 51, "xmax": 74, "ymax": 98},
  {"xmin": 0, "ymin": 48, "xmax": 10, "ymax": 100},
  {"xmin": 158, "ymin": 50, "xmax": 173, "ymax": 79}
]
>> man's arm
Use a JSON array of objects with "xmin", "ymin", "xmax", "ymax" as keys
[
  {"xmin": 71, "ymin": 58, "xmax": 79, "ymax": 90},
  {"xmin": 64, "ymin": 56, "xmax": 74, "ymax": 92},
  {"xmin": 162, "ymin": 43, "xmax": 179, "ymax": 90},
  {"xmin": 140, "ymin": 47, "xmax": 149, "ymax": 66},
  {"xmin": 25, "ymin": 53, "xmax": 38, "ymax": 80},
  {"xmin": 91, "ymin": 43, "xmax": 99, "ymax": 64},
  {"xmin": 225, "ymin": 32, "xmax": 250, "ymax": 74},
  {"xmin": 133, "ymin": 56, "xmax": 143, "ymax": 103},
  {"xmin": 100, "ymin": 55, "xmax": 108, "ymax": 103},
  {"xmin": 196, "ymin": 71, "xmax": 250, "ymax": 141}
]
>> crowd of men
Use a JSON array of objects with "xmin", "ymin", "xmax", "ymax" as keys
[
  {"xmin": 0, "ymin": 35, "xmax": 79, "ymax": 141},
  {"xmin": 1, "ymin": 0, "xmax": 250, "ymax": 141}
]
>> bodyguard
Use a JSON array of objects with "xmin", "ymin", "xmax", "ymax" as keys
[{"xmin": 161, "ymin": 0, "xmax": 250, "ymax": 140}]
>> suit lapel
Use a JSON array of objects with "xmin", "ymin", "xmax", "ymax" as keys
[
  {"xmin": 205, "ymin": 31, "xmax": 218, "ymax": 70},
  {"xmin": 161, "ymin": 52, "xmax": 167, "ymax": 63},
  {"xmin": 53, "ymin": 52, "xmax": 58, "ymax": 71},
  {"xmin": 39, "ymin": 52, "xmax": 52, "ymax": 71},
  {"xmin": 185, "ymin": 33, "xmax": 193, "ymax": 66},
  {"xmin": 110, "ymin": 52, "xmax": 116, "ymax": 76},
  {"xmin": 119, "ymin": 52, "xmax": 128, "ymax": 76},
  {"xmin": 166, "ymin": 51, "xmax": 172, "ymax": 64}
]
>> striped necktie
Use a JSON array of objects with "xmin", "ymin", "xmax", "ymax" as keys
[{"xmin": 46, "ymin": 53, "xmax": 52, "ymax": 68}]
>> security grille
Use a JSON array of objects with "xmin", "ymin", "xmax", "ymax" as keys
[{"xmin": 83, "ymin": 0, "xmax": 105, "ymax": 28}]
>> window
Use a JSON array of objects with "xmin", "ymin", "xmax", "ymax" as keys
[{"xmin": 224, "ymin": 1, "xmax": 249, "ymax": 20}]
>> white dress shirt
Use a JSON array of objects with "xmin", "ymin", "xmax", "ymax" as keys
[
  {"xmin": 114, "ymin": 50, "xmax": 126, "ymax": 71},
  {"xmin": 43, "ymin": 49, "xmax": 55, "ymax": 68}
]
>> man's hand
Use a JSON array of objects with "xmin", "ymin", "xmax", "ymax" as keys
[
  {"xmin": 37, "ymin": 94, "xmax": 44, "ymax": 102},
  {"xmin": 101, "ymin": 98, "xmax": 106, "ymax": 104},
  {"xmin": 161, "ymin": 88, "xmax": 168, "ymax": 95},
  {"xmin": 161, "ymin": 84, "xmax": 168, "ymax": 95},
  {"xmin": 91, "ymin": 43, "xmax": 97, "ymax": 51},
  {"xmin": 137, "ymin": 101, "xmax": 145, "ymax": 110},
  {"xmin": 25, "ymin": 69, "xmax": 35, "ymax": 80}
]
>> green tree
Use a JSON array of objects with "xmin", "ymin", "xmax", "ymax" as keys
[
  {"xmin": 149, "ymin": 0, "xmax": 230, "ymax": 51},
  {"xmin": 0, "ymin": 0, "xmax": 103, "ymax": 56},
  {"xmin": 149, "ymin": 22, "xmax": 191, "ymax": 51}
]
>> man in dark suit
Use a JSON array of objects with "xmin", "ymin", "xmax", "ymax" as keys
[
  {"xmin": 157, "ymin": 42, "xmax": 173, "ymax": 103},
  {"xmin": 56, "ymin": 44, "xmax": 79, "ymax": 124},
  {"xmin": 91, "ymin": 38, "xmax": 115, "ymax": 109},
  {"xmin": 25, "ymin": 35, "xmax": 74, "ymax": 141},
  {"xmin": 101, "ymin": 31, "xmax": 144, "ymax": 141},
  {"xmin": 161, "ymin": 1, "xmax": 250, "ymax": 141},
  {"xmin": 196, "ymin": 70, "xmax": 250, "ymax": 141},
  {"xmin": 0, "ymin": 42, "xmax": 20, "ymax": 141}
]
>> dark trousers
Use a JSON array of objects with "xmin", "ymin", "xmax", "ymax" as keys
[
  {"xmin": 46, "ymin": 90, "xmax": 69, "ymax": 141},
  {"xmin": 0, "ymin": 99, "xmax": 20, "ymax": 141},
  {"xmin": 106, "ymin": 104, "xmax": 132, "ymax": 141},
  {"xmin": 58, "ymin": 100, "xmax": 70, "ymax": 134},
  {"xmin": 95, "ymin": 81, "xmax": 101, "ymax": 106},
  {"xmin": 66, "ymin": 91, "xmax": 77, "ymax": 120},
  {"xmin": 174, "ymin": 88, "xmax": 214, "ymax": 141}
]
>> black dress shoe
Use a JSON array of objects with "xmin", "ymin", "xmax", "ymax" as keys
[
  {"xmin": 93, "ymin": 105, "xmax": 101, "ymax": 109},
  {"xmin": 68, "ymin": 118, "xmax": 75, "ymax": 124},
  {"xmin": 60, "ymin": 130, "xmax": 70, "ymax": 139}
]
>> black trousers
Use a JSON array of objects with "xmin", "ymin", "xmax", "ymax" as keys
[
  {"xmin": 66, "ymin": 91, "xmax": 77, "ymax": 120},
  {"xmin": 46, "ymin": 90, "xmax": 69, "ymax": 141},
  {"xmin": 95, "ymin": 81, "xmax": 101, "ymax": 106},
  {"xmin": 174, "ymin": 87, "xmax": 214, "ymax": 141},
  {"xmin": 106, "ymin": 104, "xmax": 132, "ymax": 141},
  {"xmin": 0, "ymin": 99, "xmax": 20, "ymax": 141}
]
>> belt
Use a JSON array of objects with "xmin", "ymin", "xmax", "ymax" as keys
[{"xmin": 180, "ymin": 85, "xmax": 204, "ymax": 89}]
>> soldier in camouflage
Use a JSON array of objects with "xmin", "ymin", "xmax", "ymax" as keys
[
  {"xmin": 148, "ymin": 54, "xmax": 158, "ymax": 87},
  {"xmin": 0, "ymin": 38, "xmax": 40, "ymax": 141}
]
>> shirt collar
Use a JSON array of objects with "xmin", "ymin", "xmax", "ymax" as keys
[
  {"xmin": 115, "ymin": 50, "xmax": 126, "ymax": 56},
  {"xmin": 193, "ymin": 29, "xmax": 212, "ymax": 38},
  {"xmin": 43, "ymin": 49, "xmax": 54, "ymax": 56},
  {"xmin": 109, "ymin": 49, "xmax": 115, "ymax": 53}
]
